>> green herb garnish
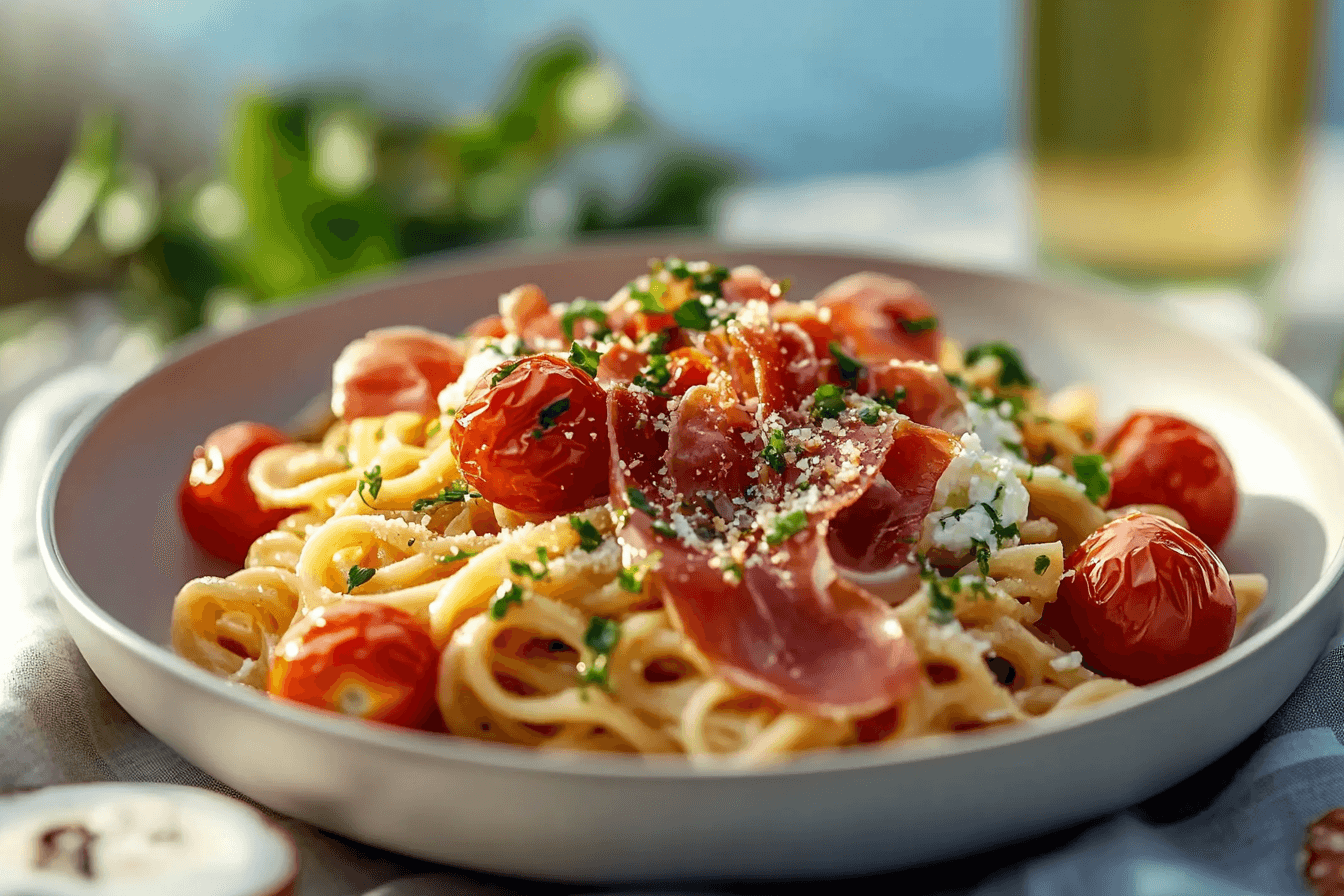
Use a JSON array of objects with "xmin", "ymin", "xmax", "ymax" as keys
[
  {"xmin": 964, "ymin": 341, "xmax": 1034, "ymax": 388},
  {"xmin": 918, "ymin": 558, "xmax": 955, "ymax": 625},
  {"xmin": 617, "ymin": 566, "xmax": 643, "ymax": 593},
  {"xmin": 1034, "ymin": 554, "xmax": 1050, "ymax": 575},
  {"xmin": 568, "ymin": 343, "xmax": 601, "ymax": 378},
  {"xmin": 357, "ymin": 465, "xmax": 382, "ymax": 505},
  {"xmin": 858, "ymin": 403, "xmax": 883, "ymax": 425},
  {"xmin": 561, "ymin": 299, "xmax": 608, "ymax": 340},
  {"xmin": 569, "ymin": 515, "xmax": 603, "ymax": 552},
  {"xmin": 490, "ymin": 360, "xmax": 522, "ymax": 387},
  {"xmin": 828, "ymin": 341, "xmax": 865, "ymax": 388},
  {"xmin": 488, "ymin": 582, "xmax": 524, "ymax": 620},
  {"xmin": 810, "ymin": 383, "xmax": 847, "ymax": 419},
  {"xmin": 766, "ymin": 509, "xmax": 808, "ymax": 545},
  {"xmin": 412, "ymin": 480, "xmax": 480, "ymax": 512},
  {"xmin": 899, "ymin": 315, "xmax": 939, "ymax": 334},
  {"xmin": 633, "ymin": 354, "xmax": 672, "ymax": 395},
  {"xmin": 630, "ymin": 280, "xmax": 668, "ymax": 313},
  {"xmin": 578, "ymin": 616, "xmax": 622, "ymax": 690},
  {"xmin": 532, "ymin": 397, "xmax": 571, "ymax": 439},
  {"xmin": 346, "ymin": 565, "xmax": 375, "ymax": 593},
  {"xmin": 509, "ymin": 547, "xmax": 550, "ymax": 581},
  {"xmin": 673, "ymin": 298, "xmax": 714, "ymax": 331},
  {"xmin": 1071, "ymin": 453, "xmax": 1110, "ymax": 503},
  {"xmin": 627, "ymin": 487, "xmax": 657, "ymax": 516},
  {"xmin": 435, "ymin": 548, "xmax": 478, "ymax": 564},
  {"xmin": 761, "ymin": 428, "xmax": 788, "ymax": 473}
]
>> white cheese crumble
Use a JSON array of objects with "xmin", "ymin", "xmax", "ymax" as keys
[
  {"xmin": 923, "ymin": 432, "xmax": 1030, "ymax": 556},
  {"xmin": 436, "ymin": 335, "xmax": 523, "ymax": 413},
  {"xmin": 964, "ymin": 399, "xmax": 1024, "ymax": 459},
  {"xmin": 1050, "ymin": 651, "xmax": 1084, "ymax": 672}
]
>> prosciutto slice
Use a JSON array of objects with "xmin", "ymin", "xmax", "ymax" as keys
[
  {"xmin": 607, "ymin": 330, "xmax": 923, "ymax": 718},
  {"xmin": 331, "ymin": 326, "xmax": 465, "ymax": 421}
]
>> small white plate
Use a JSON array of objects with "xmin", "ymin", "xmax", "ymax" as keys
[{"xmin": 37, "ymin": 241, "xmax": 1344, "ymax": 883}]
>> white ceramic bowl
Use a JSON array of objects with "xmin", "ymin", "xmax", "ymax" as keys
[{"xmin": 37, "ymin": 241, "xmax": 1344, "ymax": 884}]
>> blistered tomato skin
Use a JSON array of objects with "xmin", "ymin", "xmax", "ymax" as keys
[
  {"xmin": 1041, "ymin": 512, "xmax": 1237, "ymax": 685},
  {"xmin": 448, "ymin": 355, "xmax": 610, "ymax": 514},
  {"xmin": 1102, "ymin": 411, "xmax": 1238, "ymax": 549},
  {"xmin": 178, "ymin": 422, "xmax": 294, "ymax": 565},
  {"xmin": 268, "ymin": 602, "xmax": 438, "ymax": 730},
  {"xmin": 814, "ymin": 273, "xmax": 942, "ymax": 364}
]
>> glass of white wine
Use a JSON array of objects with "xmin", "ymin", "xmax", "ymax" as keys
[{"xmin": 1024, "ymin": 0, "xmax": 1322, "ymax": 349}]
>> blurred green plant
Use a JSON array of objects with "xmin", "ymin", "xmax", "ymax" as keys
[{"xmin": 25, "ymin": 38, "xmax": 738, "ymax": 339}]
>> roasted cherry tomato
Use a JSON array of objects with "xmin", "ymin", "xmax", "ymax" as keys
[
  {"xmin": 865, "ymin": 360, "xmax": 968, "ymax": 433},
  {"xmin": 268, "ymin": 602, "xmax": 438, "ymax": 729},
  {"xmin": 178, "ymin": 422, "xmax": 294, "ymax": 565},
  {"xmin": 815, "ymin": 272, "xmax": 942, "ymax": 364},
  {"xmin": 332, "ymin": 327, "xmax": 464, "ymax": 421},
  {"xmin": 829, "ymin": 423, "xmax": 959, "ymax": 572},
  {"xmin": 1101, "ymin": 411, "xmax": 1238, "ymax": 549},
  {"xmin": 1039, "ymin": 512, "xmax": 1237, "ymax": 685},
  {"xmin": 449, "ymin": 355, "xmax": 610, "ymax": 514}
]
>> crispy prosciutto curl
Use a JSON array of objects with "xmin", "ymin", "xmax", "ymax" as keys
[{"xmin": 607, "ymin": 316, "xmax": 923, "ymax": 720}]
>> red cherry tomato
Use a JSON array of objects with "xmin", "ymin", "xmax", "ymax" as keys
[
  {"xmin": 829, "ymin": 423, "xmax": 959, "ymax": 572},
  {"xmin": 449, "ymin": 355, "xmax": 610, "ymax": 514},
  {"xmin": 1101, "ymin": 412, "xmax": 1238, "ymax": 549},
  {"xmin": 1040, "ymin": 512, "xmax": 1237, "ymax": 685},
  {"xmin": 268, "ymin": 602, "xmax": 438, "ymax": 729},
  {"xmin": 466, "ymin": 315, "xmax": 508, "ymax": 340},
  {"xmin": 815, "ymin": 273, "xmax": 942, "ymax": 364},
  {"xmin": 865, "ymin": 361, "xmax": 969, "ymax": 434},
  {"xmin": 332, "ymin": 327, "xmax": 465, "ymax": 422},
  {"xmin": 178, "ymin": 422, "xmax": 294, "ymax": 565}
]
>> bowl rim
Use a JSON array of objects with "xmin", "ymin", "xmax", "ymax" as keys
[{"xmin": 35, "ymin": 237, "xmax": 1344, "ymax": 782}]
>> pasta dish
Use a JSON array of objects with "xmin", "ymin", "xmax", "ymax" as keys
[{"xmin": 170, "ymin": 259, "xmax": 1266, "ymax": 763}]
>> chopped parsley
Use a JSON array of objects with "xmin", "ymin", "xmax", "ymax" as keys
[
  {"xmin": 858, "ymin": 403, "xmax": 883, "ymax": 425},
  {"xmin": 974, "ymin": 542, "xmax": 992, "ymax": 576},
  {"xmin": 578, "ymin": 616, "xmax": 621, "ymax": 690},
  {"xmin": 569, "ymin": 515, "xmax": 603, "ymax": 552},
  {"xmin": 1071, "ymin": 454, "xmax": 1110, "ymax": 503},
  {"xmin": 617, "ymin": 566, "xmax": 643, "ymax": 593},
  {"xmin": 1034, "ymin": 554, "xmax": 1051, "ymax": 575},
  {"xmin": 560, "ymin": 299, "xmax": 608, "ymax": 340},
  {"xmin": 488, "ymin": 582, "xmax": 524, "ymax": 620},
  {"xmin": 810, "ymin": 383, "xmax": 847, "ymax": 419},
  {"xmin": 490, "ymin": 360, "xmax": 522, "ymax": 387},
  {"xmin": 633, "ymin": 354, "xmax": 672, "ymax": 395},
  {"xmin": 964, "ymin": 342, "xmax": 1034, "ymax": 388},
  {"xmin": 773, "ymin": 277, "xmax": 792, "ymax": 298},
  {"xmin": 568, "ymin": 343, "xmax": 601, "ymax": 378},
  {"xmin": 629, "ymin": 280, "xmax": 668, "ymax": 313},
  {"xmin": 411, "ymin": 480, "xmax": 480, "ymax": 512},
  {"xmin": 357, "ymin": 465, "xmax": 382, "ymax": 505},
  {"xmin": 673, "ymin": 298, "xmax": 714, "ymax": 331},
  {"xmin": 435, "ymin": 548, "xmax": 478, "ymax": 564},
  {"xmin": 873, "ymin": 387, "xmax": 906, "ymax": 408},
  {"xmin": 425, "ymin": 419, "xmax": 442, "ymax": 439},
  {"xmin": 651, "ymin": 520, "xmax": 677, "ymax": 538},
  {"xmin": 509, "ymin": 547, "xmax": 550, "ymax": 581},
  {"xmin": 918, "ymin": 559, "xmax": 955, "ymax": 625},
  {"xmin": 761, "ymin": 428, "xmax": 788, "ymax": 473},
  {"xmin": 899, "ymin": 315, "xmax": 939, "ymax": 334},
  {"xmin": 663, "ymin": 257, "xmax": 729, "ymax": 298},
  {"xmin": 626, "ymin": 487, "xmax": 658, "ymax": 516},
  {"xmin": 346, "ymin": 565, "xmax": 375, "ymax": 593},
  {"xmin": 828, "ymin": 342, "xmax": 865, "ymax": 388},
  {"xmin": 766, "ymin": 509, "xmax": 808, "ymax": 545},
  {"xmin": 532, "ymin": 397, "xmax": 570, "ymax": 439}
]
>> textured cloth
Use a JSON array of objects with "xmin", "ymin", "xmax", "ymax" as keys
[{"xmin": 5, "ymin": 139, "xmax": 1344, "ymax": 894}]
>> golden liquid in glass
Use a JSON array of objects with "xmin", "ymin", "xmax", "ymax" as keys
[{"xmin": 1027, "ymin": 0, "xmax": 1320, "ymax": 282}]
